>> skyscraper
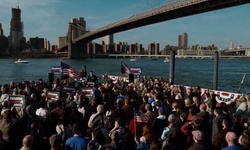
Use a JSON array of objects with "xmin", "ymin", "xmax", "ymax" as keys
[
  {"xmin": 9, "ymin": 7, "xmax": 23, "ymax": 50},
  {"xmin": 178, "ymin": 33, "xmax": 188, "ymax": 49},
  {"xmin": 229, "ymin": 41, "xmax": 234, "ymax": 50},
  {"xmin": 103, "ymin": 34, "xmax": 114, "ymax": 45},
  {"xmin": 0, "ymin": 23, "xmax": 3, "ymax": 36}
]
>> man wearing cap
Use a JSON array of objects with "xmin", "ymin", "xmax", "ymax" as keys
[
  {"xmin": 188, "ymin": 130, "xmax": 210, "ymax": 150},
  {"xmin": 152, "ymin": 106, "xmax": 167, "ymax": 140}
]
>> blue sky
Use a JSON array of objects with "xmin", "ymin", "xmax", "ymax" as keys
[{"xmin": 0, "ymin": 0, "xmax": 250, "ymax": 49}]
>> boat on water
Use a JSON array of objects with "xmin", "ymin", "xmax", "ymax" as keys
[
  {"xmin": 130, "ymin": 58, "xmax": 137, "ymax": 61},
  {"xmin": 15, "ymin": 59, "xmax": 29, "ymax": 64},
  {"xmin": 164, "ymin": 58, "xmax": 170, "ymax": 62}
]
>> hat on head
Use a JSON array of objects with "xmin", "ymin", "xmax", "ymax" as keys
[
  {"xmin": 116, "ymin": 98, "xmax": 124, "ymax": 104},
  {"xmin": 158, "ymin": 106, "xmax": 165, "ymax": 114},
  {"xmin": 192, "ymin": 130, "xmax": 204, "ymax": 141}
]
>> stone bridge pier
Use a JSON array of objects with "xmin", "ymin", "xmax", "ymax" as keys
[{"xmin": 68, "ymin": 43, "xmax": 88, "ymax": 59}]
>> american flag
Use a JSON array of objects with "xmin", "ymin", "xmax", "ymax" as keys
[
  {"xmin": 61, "ymin": 61, "xmax": 80, "ymax": 79},
  {"xmin": 134, "ymin": 110, "xmax": 148, "ymax": 123},
  {"xmin": 121, "ymin": 61, "xmax": 130, "ymax": 75}
]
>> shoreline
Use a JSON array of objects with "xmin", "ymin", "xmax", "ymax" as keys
[{"xmin": 0, "ymin": 53, "xmax": 249, "ymax": 60}]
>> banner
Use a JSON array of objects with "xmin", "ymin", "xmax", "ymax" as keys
[
  {"xmin": 51, "ymin": 66, "xmax": 61, "ymax": 75},
  {"xmin": 62, "ymin": 87, "xmax": 75, "ymax": 94},
  {"xmin": 47, "ymin": 91, "xmax": 60, "ymax": 101},
  {"xmin": 8, "ymin": 95, "xmax": 25, "ymax": 107},
  {"xmin": 130, "ymin": 67, "xmax": 142, "ymax": 76},
  {"xmin": 81, "ymin": 88, "xmax": 94, "ymax": 98},
  {"xmin": 212, "ymin": 90, "xmax": 241, "ymax": 105}
]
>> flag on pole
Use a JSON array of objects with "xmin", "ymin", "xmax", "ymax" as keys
[
  {"xmin": 121, "ymin": 61, "xmax": 130, "ymax": 75},
  {"xmin": 61, "ymin": 61, "xmax": 80, "ymax": 79},
  {"xmin": 134, "ymin": 110, "xmax": 148, "ymax": 123}
]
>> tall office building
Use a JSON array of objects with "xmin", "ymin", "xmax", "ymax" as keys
[
  {"xmin": 178, "ymin": 33, "xmax": 188, "ymax": 49},
  {"xmin": 229, "ymin": 41, "xmax": 234, "ymax": 50},
  {"xmin": 9, "ymin": 7, "xmax": 23, "ymax": 50},
  {"xmin": 148, "ymin": 42, "xmax": 159, "ymax": 55},
  {"xmin": 57, "ymin": 36, "xmax": 68, "ymax": 49},
  {"xmin": 103, "ymin": 34, "xmax": 114, "ymax": 45},
  {"xmin": 0, "ymin": 23, "xmax": 3, "ymax": 36}
]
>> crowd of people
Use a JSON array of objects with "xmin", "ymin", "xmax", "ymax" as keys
[{"xmin": 0, "ymin": 71, "xmax": 250, "ymax": 150}]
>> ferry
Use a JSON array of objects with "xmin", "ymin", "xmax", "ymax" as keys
[
  {"xmin": 15, "ymin": 59, "xmax": 29, "ymax": 64},
  {"xmin": 130, "ymin": 58, "xmax": 137, "ymax": 62},
  {"xmin": 164, "ymin": 57, "xmax": 170, "ymax": 62}
]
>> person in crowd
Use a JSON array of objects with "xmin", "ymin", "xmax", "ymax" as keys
[
  {"xmin": 0, "ymin": 74, "xmax": 250, "ymax": 150},
  {"xmin": 222, "ymin": 132, "xmax": 243, "ymax": 150},
  {"xmin": 214, "ymin": 118, "xmax": 232, "ymax": 150},
  {"xmin": 122, "ymin": 95, "xmax": 134, "ymax": 123},
  {"xmin": 152, "ymin": 106, "xmax": 167, "ymax": 140},
  {"xmin": 88, "ymin": 104, "xmax": 109, "ymax": 144},
  {"xmin": 232, "ymin": 114, "xmax": 245, "ymax": 137},
  {"xmin": 134, "ymin": 125, "xmax": 154, "ymax": 150},
  {"xmin": 162, "ymin": 127, "xmax": 186, "ymax": 150},
  {"xmin": 65, "ymin": 121, "xmax": 90, "ymax": 150},
  {"xmin": 238, "ymin": 130, "xmax": 250, "ymax": 150},
  {"xmin": 188, "ymin": 130, "xmax": 210, "ymax": 150},
  {"xmin": 161, "ymin": 114, "xmax": 176, "ymax": 140},
  {"xmin": 104, "ymin": 119, "xmax": 127, "ymax": 150},
  {"xmin": 87, "ymin": 71, "xmax": 98, "ymax": 84},
  {"xmin": 144, "ymin": 104, "xmax": 156, "ymax": 126},
  {"xmin": 49, "ymin": 134, "xmax": 63, "ymax": 150},
  {"xmin": 234, "ymin": 97, "xmax": 249, "ymax": 122},
  {"xmin": 29, "ymin": 121, "xmax": 47, "ymax": 150},
  {"xmin": 212, "ymin": 107, "xmax": 224, "ymax": 145},
  {"xmin": 20, "ymin": 135, "xmax": 34, "ymax": 150},
  {"xmin": 0, "ymin": 109, "xmax": 19, "ymax": 149},
  {"xmin": 0, "ymin": 130, "xmax": 6, "ymax": 149}
]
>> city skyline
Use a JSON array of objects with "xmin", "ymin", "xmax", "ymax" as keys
[{"xmin": 0, "ymin": 0, "xmax": 250, "ymax": 49}]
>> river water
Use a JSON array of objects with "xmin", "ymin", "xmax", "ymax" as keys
[{"xmin": 1, "ymin": 58, "xmax": 249, "ymax": 93}]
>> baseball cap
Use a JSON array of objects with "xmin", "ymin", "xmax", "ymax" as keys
[
  {"xmin": 192, "ymin": 130, "xmax": 204, "ymax": 141},
  {"xmin": 158, "ymin": 106, "xmax": 165, "ymax": 114}
]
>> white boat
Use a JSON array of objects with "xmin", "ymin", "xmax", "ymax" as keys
[
  {"xmin": 164, "ymin": 58, "xmax": 170, "ymax": 62},
  {"xmin": 130, "ymin": 58, "xmax": 137, "ymax": 61},
  {"xmin": 15, "ymin": 59, "xmax": 29, "ymax": 64}
]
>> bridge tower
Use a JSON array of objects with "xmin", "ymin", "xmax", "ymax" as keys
[{"xmin": 67, "ymin": 21, "xmax": 88, "ymax": 59}]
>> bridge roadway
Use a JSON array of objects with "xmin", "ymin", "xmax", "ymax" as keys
[
  {"xmin": 108, "ymin": 54, "xmax": 250, "ymax": 59},
  {"xmin": 73, "ymin": 0, "xmax": 249, "ymax": 43}
]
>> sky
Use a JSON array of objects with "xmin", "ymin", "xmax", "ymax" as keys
[{"xmin": 0, "ymin": 0, "xmax": 250, "ymax": 49}]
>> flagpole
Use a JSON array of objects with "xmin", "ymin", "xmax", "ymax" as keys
[
  {"xmin": 134, "ymin": 108, "xmax": 136, "ymax": 139},
  {"xmin": 238, "ymin": 73, "xmax": 247, "ymax": 93}
]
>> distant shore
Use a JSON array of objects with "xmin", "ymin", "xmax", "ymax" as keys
[
  {"xmin": 0, "ymin": 53, "xmax": 67, "ymax": 59},
  {"xmin": 0, "ymin": 53, "xmax": 249, "ymax": 60}
]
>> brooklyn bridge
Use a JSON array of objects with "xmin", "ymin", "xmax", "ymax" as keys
[{"xmin": 58, "ymin": 0, "xmax": 250, "ymax": 59}]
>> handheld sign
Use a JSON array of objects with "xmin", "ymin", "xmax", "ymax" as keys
[
  {"xmin": 8, "ymin": 95, "xmax": 25, "ymax": 108},
  {"xmin": 130, "ymin": 68, "xmax": 142, "ymax": 76},
  {"xmin": 62, "ymin": 87, "xmax": 75, "ymax": 95},
  {"xmin": 81, "ymin": 88, "xmax": 94, "ymax": 98},
  {"xmin": 47, "ymin": 91, "xmax": 60, "ymax": 101}
]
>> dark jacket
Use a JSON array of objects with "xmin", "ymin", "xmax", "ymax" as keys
[
  {"xmin": 152, "ymin": 116, "xmax": 168, "ymax": 140},
  {"xmin": 188, "ymin": 141, "xmax": 210, "ymax": 150}
]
